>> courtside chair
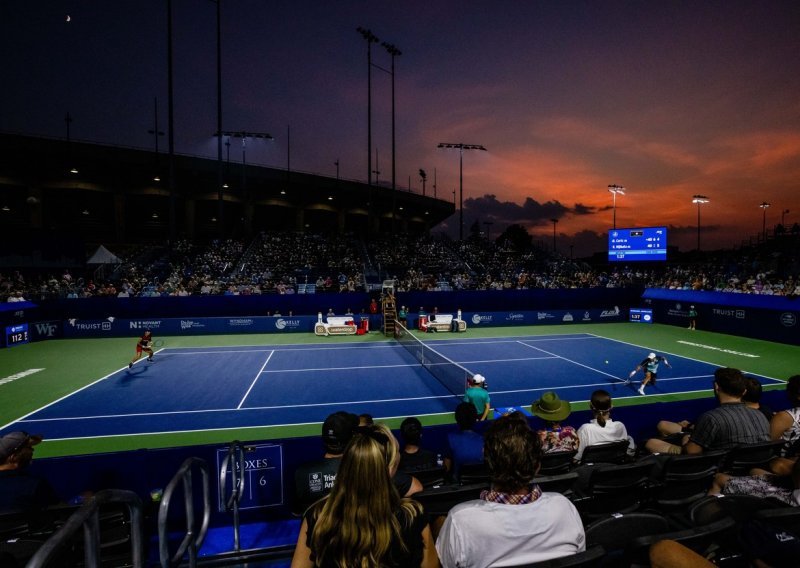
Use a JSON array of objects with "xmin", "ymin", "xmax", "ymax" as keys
[
  {"xmin": 572, "ymin": 460, "xmax": 657, "ymax": 521},
  {"xmin": 577, "ymin": 440, "xmax": 630, "ymax": 466},
  {"xmin": 533, "ymin": 471, "xmax": 579, "ymax": 496},
  {"xmin": 539, "ymin": 450, "xmax": 578, "ymax": 475},
  {"xmin": 721, "ymin": 439, "xmax": 785, "ymax": 475},
  {"xmin": 585, "ymin": 512, "xmax": 671, "ymax": 567},
  {"xmin": 651, "ymin": 450, "xmax": 727, "ymax": 511}
]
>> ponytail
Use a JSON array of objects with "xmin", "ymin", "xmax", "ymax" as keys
[{"xmin": 589, "ymin": 390, "xmax": 613, "ymax": 428}]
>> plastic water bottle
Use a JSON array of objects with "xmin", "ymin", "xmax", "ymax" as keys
[
  {"xmin": 457, "ymin": 309, "xmax": 462, "ymax": 320},
  {"xmin": 317, "ymin": 312, "xmax": 323, "ymax": 323}
]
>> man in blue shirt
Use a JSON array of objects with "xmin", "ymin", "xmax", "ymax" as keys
[{"xmin": 446, "ymin": 403, "xmax": 485, "ymax": 483}]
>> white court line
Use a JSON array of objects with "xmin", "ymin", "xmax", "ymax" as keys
[
  {"xmin": 516, "ymin": 340, "xmax": 626, "ymax": 383},
  {"xmin": 18, "ymin": 392, "xmax": 459, "ymax": 423},
  {"xmin": 237, "ymin": 351, "xmax": 275, "ymax": 409}
]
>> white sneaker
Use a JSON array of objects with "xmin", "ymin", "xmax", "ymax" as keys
[{"xmin": 638, "ymin": 386, "xmax": 646, "ymax": 395}]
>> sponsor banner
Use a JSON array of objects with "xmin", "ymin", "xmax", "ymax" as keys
[
  {"xmin": 462, "ymin": 308, "xmax": 624, "ymax": 327},
  {"xmin": 31, "ymin": 320, "xmax": 63, "ymax": 341},
  {"xmin": 647, "ymin": 298, "xmax": 799, "ymax": 346},
  {"xmin": 63, "ymin": 316, "xmax": 318, "ymax": 337}
]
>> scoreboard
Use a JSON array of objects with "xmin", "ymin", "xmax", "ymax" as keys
[
  {"xmin": 608, "ymin": 226, "xmax": 667, "ymax": 262},
  {"xmin": 5, "ymin": 323, "xmax": 30, "ymax": 347}
]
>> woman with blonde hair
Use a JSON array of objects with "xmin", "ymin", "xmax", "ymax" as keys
[
  {"xmin": 291, "ymin": 422, "xmax": 438, "ymax": 567},
  {"xmin": 574, "ymin": 390, "xmax": 635, "ymax": 462}
]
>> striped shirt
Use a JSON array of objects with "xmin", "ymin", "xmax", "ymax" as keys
[{"xmin": 690, "ymin": 402, "xmax": 770, "ymax": 451}]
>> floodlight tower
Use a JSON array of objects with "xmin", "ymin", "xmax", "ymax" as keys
[
  {"xmin": 607, "ymin": 184, "xmax": 625, "ymax": 229},
  {"xmin": 437, "ymin": 143, "xmax": 487, "ymax": 240},
  {"xmin": 759, "ymin": 201, "xmax": 771, "ymax": 240},
  {"xmin": 692, "ymin": 195, "xmax": 709, "ymax": 251}
]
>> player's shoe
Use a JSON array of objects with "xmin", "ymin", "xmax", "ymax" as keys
[
  {"xmin": 128, "ymin": 362, "xmax": 133, "ymax": 369},
  {"xmin": 147, "ymin": 356, "xmax": 153, "ymax": 362},
  {"xmin": 638, "ymin": 385, "xmax": 646, "ymax": 395}
]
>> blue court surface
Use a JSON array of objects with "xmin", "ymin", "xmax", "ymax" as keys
[{"xmin": 14, "ymin": 333, "xmax": 783, "ymax": 441}]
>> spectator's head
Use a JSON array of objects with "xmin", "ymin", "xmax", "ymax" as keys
[
  {"xmin": 786, "ymin": 375, "xmax": 800, "ymax": 407},
  {"xmin": 589, "ymin": 390, "xmax": 612, "ymax": 427},
  {"xmin": 321, "ymin": 411, "xmax": 359, "ymax": 455},
  {"xmin": 455, "ymin": 402, "xmax": 478, "ymax": 431},
  {"xmin": 358, "ymin": 413, "xmax": 374, "ymax": 427},
  {"xmin": 399, "ymin": 417, "xmax": 423, "ymax": 447},
  {"xmin": 713, "ymin": 367, "xmax": 747, "ymax": 399},
  {"xmin": 484, "ymin": 413, "xmax": 542, "ymax": 492},
  {"xmin": 531, "ymin": 391, "xmax": 572, "ymax": 425},
  {"xmin": 0, "ymin": 432, "xmax": 42, "ymax": 469},
  {"xmin": 743, "ymin": 376, "xmax": 763, "ymax": 404}
]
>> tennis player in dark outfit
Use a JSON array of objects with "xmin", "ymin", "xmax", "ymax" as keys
[{"xmin": 629, "ymin": 352, "xmax": 671, "ymax": 395}]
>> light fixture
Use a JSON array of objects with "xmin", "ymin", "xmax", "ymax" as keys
[
  {"xmin": 328, "ymin": 196, "xmax": 333, "ymax": 201},
  {"xmin": 222, "ymin": 183, "xmax": 229, "ymax": 189},
  {"xmin": 1, "ymin": 205, "xmax": 10, "ymax": 212},
  {"xmin": 70, "ymin": 167, "xmax": 79, "ymax": 174},
  {"xmin": 153, "ymin": 175, "xmax": 161, "ymax": 182},
  {"xmin": 211, "ymin": 217, "xmax": 217, "ymax": 222},
  {"xmin": 81, "ymin": 209, "xmax": 89, "ymax": 215},
  {"xmin": 151, "ymin": 212, "xmax": 159, "ymax": 219},
  {"xmin": 280, "ymin": 189, "xmax": 286, "ymax": 195}
]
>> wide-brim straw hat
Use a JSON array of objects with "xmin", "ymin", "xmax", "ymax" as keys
[{"xmin": 531, "ymin": 391, "xmax": 572, "ymax": 422}]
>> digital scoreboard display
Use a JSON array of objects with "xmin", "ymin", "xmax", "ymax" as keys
[
  {"xmin": 608, "ymin": 226, "xmax": 667, "ymax": 262},
  {"xmin": 5, "ymin": 323, "xmax": 30, "ymax": 347},
  {"xmin": 629, "ymin": 308, "xmax": 653, "ymax": 324}
]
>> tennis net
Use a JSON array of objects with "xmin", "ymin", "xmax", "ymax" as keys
[{"xmin": 394, "ymin": 320, "xmax": 474, "ymax": 398}]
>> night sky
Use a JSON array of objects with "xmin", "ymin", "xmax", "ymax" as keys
[{"xmin": 3, "ymin": 1, "xmax": 800, "ymax": 256}]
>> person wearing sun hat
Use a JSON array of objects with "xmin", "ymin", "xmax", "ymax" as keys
[
  {"xmin": 0, "ymin": 431, "xmax": 60, "ymax": 513},
  {"xmin": 531, "ymin": 392, "xmax": 580, "ymax": 453},
  {"xmin": 464, "ymin": 374, "xmax": 491, "ymax": 421}
]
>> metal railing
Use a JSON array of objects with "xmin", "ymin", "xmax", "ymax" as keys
[
  {"xmin": 218, "ymin": 441, "xmax": 248, "ymax": 553},
  {"xmin": 25, "ymin": 489, "xmax": 144, "ymax": 568},
  {"xmin": 158, "ymin": 457, "xmax": 212, "ymax": 568}
]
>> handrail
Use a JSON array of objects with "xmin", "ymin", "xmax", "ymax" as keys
[
  {"xmin": 219, "ymin": 441, "xmax": 247, "ymax": 552},
  {"xmin": 26, "ymin": 489, "xmax": 144, "ymax": 568},
  {"xmin": 158, "ymin": 457, "xmax": 212, "ymax": 568}
]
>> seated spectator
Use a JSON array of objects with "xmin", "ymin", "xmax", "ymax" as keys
[
  {"xmin": 398, "ymin": 417, "xmax": 439, "ymax": 472},
  {"xmin": 768, "ymin": 375, "xmax": 800, "ymax": 476},
  {"xmin": 645, "ymin": 367, "xmax": 770, "ymax": 455},
  {"xmin": 291, "ymin": 423, "xmax": 438, "ymax": 568},
  {"xmin": 294, "ymin": 411, "xmax": 359, "ymax": 513},
  {"xmin": 0, "ymin": 432, "xmax": 60, "ymax": 512},
  {"xmin": 709, "ymin": 457, "xmax": 800, "ymax": 507},
  {"xmin": 445, "ymin": 403, "xmax": 484, "ymax": 483},
  {"xmin": 436, "ymin": 413, "xmax": 585, "ymax": 566},
  {"xmin": 531, "ymin": 391, "xmax": 579, "ymax": 453},
  {"xmin": 574, "ymin": 389, "xmax": 634, "ymax": 462},
  {"xmin": 744, "ymin": 375, "xmax": 774, "ymax": 423},
  {"xmin": 358, "ymin": 413, "xmax": 374, "ymax": 426}
]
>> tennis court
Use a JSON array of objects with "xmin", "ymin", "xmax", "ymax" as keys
[{"xmin": 10, "ymin": 330, "xmax": 784, "ymax": 442}]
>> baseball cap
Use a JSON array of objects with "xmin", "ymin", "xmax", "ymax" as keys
[
  {"xmin": 648, "ymin": 353, "xmax": 656, "ymax": 360},
  {"xmin": 0, "ymin": 431, "xmax": 42, "ymax": 462},
  {"xmin": 322, "ymin": 412, "xmax": 359, "ymax": 454},
  {"xmin": 471, "ymin": 374, "xmax": 486, "ymax": 384}
]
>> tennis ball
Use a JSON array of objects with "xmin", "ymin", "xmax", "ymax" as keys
[{"xmin": 604, "ymin": 360, "xmax": 609, "ymax": 364}]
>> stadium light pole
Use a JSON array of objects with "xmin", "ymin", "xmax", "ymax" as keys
[
  {"xmin": 692, "ymin": 195, "xmax": 709, "ymax": 251},
  {"xmin": 382, "ymin": 41, "xmax": 401, "ymax": 235},
  {"xmin": 550, "ymin": 218, "xmax": 558, "ymax": 252},
  {"xmin": 438, "ymin": 143, "xmax": 487, "ymax": 240},
  {"xmin": 357, "ymin": 27, "xmax": 380, "ymax": 236},
  {"xmin": 759, "ymin": 201, "xmax": 770, "ymax": 241},
  {"xmin": 607, "ymin": 184, "xmax": 625, "ymax": 229},
  {"xmin": 782, "ymin": 209, "xmax": 790, "ymax": 227}
]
